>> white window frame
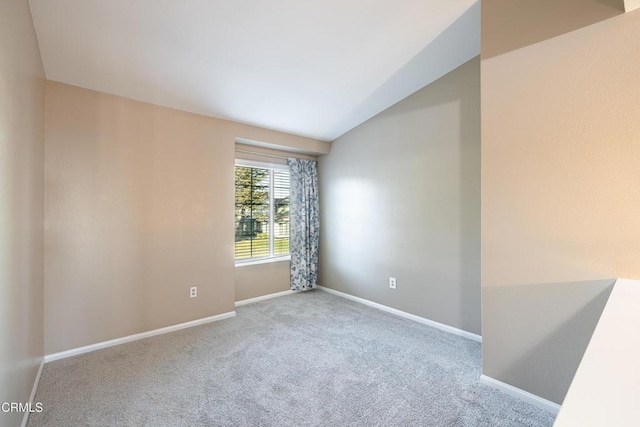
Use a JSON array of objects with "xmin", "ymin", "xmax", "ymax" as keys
[{"xmin": 234, "ymin": 159, "xmax": 291, "ymax": 267}]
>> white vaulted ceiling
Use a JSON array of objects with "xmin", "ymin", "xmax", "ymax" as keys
[{"xmin": 29, "ymin": 0, "xmax": 479, "ymax": 141}]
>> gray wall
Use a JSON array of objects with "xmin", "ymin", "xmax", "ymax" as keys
[
  {"xmin": 483, "ymin": 280, "xmax": 614, "ymax": 404},
  {"xmin": 318, "ymin": 57, "xmax": 481, "ymax": 335},
  {"xmin": 482, "ymin": 0, "xmax": 640, "ymax": 404},
  {"xmin": 0, "ymin": 1, "xmax": 46, "ymax": 426}
]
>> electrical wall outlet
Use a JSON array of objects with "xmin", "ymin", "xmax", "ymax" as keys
[
  {"xmin": 190, "ymin": 286, "xmax": 197, "ymax": 298},
  {"xmin": 389, "ymin": 277, "xmax": 397, "ymax": 290}
]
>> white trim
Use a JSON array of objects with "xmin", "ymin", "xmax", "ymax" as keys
[
  {"xmin": 44, "ymin": 311, "xmax": 236, "ymax": 363},
  {"xmin": 480, "ymin": 375, "xmax": 561, "ymax": 415},
  {"xmin": 21, "ymin": 357, "xmax": 45, "ymax": 427},
  {"xmin": 624, "ymin": 0, "xmax": 640, "ymax": 13},
  {"xmin": 317, "ymin": 286, "xmax": 482, "ymax": 342},
  {"xmin": 235, "ymin": 255, "xmax": 290, "ymax": 267},
  {"xmin": 235, "ymin": 290, "xmax": 296, "ymax": 307},
  {"xmin": 553, "ymin": 278, "xmax": 640, "ymax": 426}
]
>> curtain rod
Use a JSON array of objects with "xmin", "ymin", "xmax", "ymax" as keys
[{"xmin": 235, "ymin": 148, "xmax": 314, "ymax": 161}]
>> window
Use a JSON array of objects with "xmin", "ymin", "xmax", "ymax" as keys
[{"xmin": 235, "ymin": 160, "xmax": 290, "ymax": 263}]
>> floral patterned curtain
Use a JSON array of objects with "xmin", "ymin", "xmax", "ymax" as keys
[{"xmin": 287, "ymin": 158, "xmax": 319, "ymax": 291}]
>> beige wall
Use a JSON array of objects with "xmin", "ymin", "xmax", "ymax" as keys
[
  {"xmin": 482, "ymin": 1, "xmax": 640, "ymax": 403},
  {"xmin": 44, "ymin": 82, "xmax": 327, "ymax": 354},
  {"xmin": 0, "ymin": 1, "xmax": 46, "ymax": 425},
  {"xmin": 235, "ymin": 261, "xmax": 291, "ymax": 302},
  {"xmin": 318, "ymin": 57, "xmax": 481, "ymax": 335}
]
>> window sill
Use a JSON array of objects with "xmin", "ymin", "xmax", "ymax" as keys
[{"xmin": 235, "ymin": 255, "xmax": 291, "ymax": 267}]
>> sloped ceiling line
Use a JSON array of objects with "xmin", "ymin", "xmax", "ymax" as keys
[{"xmin": 30, "ymin": 0, "xmax": 479, "ymax": 141}]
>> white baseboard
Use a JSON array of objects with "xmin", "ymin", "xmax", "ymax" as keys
[
  {"xmin": 21, "ymin": 357, "xmax": 45, "ymax": 427},
  {"xmin": 317, "ymin": 286, "xmax": 482, "ymax": 342},
  {"xmin": 235, "ymin": 289, "xmax": 296, "ymax": 307},
  {"xmin": 44, "ymin": 311, "xmax": 236, "ymax": 363},
  {"xmin": 480, "ymin": 375, "xmax": 561, "ymax": 415}
]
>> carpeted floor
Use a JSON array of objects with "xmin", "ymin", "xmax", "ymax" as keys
[{"xmin": 29, "ymin": 290, "xmax": 556, "ymax": 426}]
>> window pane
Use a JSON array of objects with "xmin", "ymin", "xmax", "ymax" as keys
[
  {"xmin": 235, "ymin": 166, "xmax": 270, "ymax": 259},
  {"xmin": 234, "ymin": 165, "xmax": 290, "ymax": 260}
]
